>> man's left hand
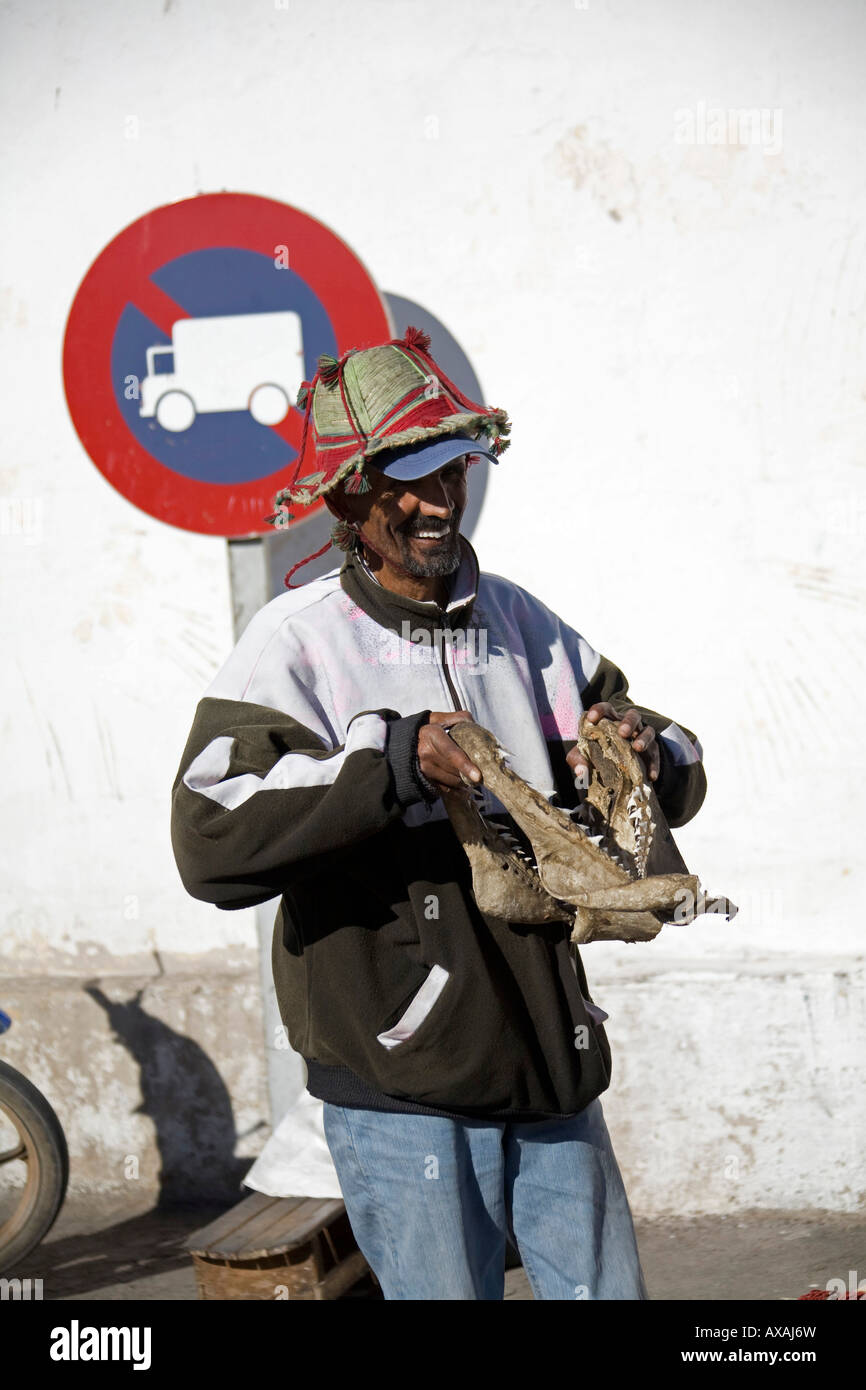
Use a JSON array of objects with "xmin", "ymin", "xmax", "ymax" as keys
[{"xmin": 566, "ymin": 703, "xmax": 661, "ymax": 787}]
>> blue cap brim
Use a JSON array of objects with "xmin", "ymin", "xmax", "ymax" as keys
[{"xmin": 367, "ymin": 432, "xmax": 499, "ymax": 481}]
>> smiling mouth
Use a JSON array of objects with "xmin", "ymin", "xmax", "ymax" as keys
[{"xmin": 404, "ymin": 523, "xmax": 453, "ymax": 542}]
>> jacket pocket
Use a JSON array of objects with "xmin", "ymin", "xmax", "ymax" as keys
[
  {"xmin": 376, "ymin": 964, "xmax": 451, "ymax": 1049},
  {"xmin": 271, "ymin": 899, "xmax": 311, "ymax": 1055}
]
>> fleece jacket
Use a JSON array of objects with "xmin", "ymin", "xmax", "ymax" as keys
[{"xmin": 170, "ymin": 537, "xmax": 707, "ymax": 1121}]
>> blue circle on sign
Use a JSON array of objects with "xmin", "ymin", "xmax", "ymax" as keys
[{"xmin": 110, "ymin": 248, "xmax": 336, "ymax": 486}]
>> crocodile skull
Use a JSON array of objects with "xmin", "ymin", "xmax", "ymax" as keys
[{"xmin": 441, "ymin": 715, "xmax": 738, "ymax": 945}]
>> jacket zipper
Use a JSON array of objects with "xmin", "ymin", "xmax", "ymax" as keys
[
  {"xmin": 436, "ymin": 610, "xmax": 464, "ymax": 714},
  {"xmin": 437, "ymin": 609, "xmax": 492, "ymax": 819}
]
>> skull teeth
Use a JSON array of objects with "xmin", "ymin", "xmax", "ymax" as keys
[{"xmin": 463, "ymin": 724, "xmax": 660, "ymax": 891}]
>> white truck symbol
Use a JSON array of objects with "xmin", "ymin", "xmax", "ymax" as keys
[{"xmin": 139, "ymin": 311, "xmax": 304, "ymax": 432}]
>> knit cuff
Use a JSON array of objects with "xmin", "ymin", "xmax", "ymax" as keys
[{"xmin": 386, "ymin": 711, "xmax": 438, "ymax": 808}]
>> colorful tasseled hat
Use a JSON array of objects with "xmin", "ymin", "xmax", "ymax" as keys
[{"xmin": 265, "ymin": 326, "xmax": 510, "ymax": 522}]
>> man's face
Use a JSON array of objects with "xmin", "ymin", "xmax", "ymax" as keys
[{"xmin": 339, "ymin": 455, "xmax": 470, "ymax": 578}]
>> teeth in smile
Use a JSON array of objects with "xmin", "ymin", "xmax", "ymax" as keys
[{"xmin": 413, "ymin": 530, "xmax": 448, "ymax": 539}]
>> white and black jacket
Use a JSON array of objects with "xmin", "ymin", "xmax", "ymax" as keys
[{"xmin": 170, "ymin": 537, "xmax": 707, "ymax": 1120}]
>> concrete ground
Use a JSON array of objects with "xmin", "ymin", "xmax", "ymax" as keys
[{"xmin": 7, "ymin": 1193, "xmax": 866, "ymax": 1301}]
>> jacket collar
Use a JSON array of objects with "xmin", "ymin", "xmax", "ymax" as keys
[{"xmin": 340, "ymin": 534, "xmax": 480, "ymax": 637}]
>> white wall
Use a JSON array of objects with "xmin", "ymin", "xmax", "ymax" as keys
[{"xmin": 2, "ymin": 0, "xmax": 863, "ymax": 1210}]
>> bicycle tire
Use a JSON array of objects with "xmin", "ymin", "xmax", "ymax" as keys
[{"xmin": 0, "ymin": 1059, "xmax": 69, "ymax": 1274}]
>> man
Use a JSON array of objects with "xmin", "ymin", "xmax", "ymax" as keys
[{"xmin": 170, "ymin": 327, "xmax": 707, "ymax": 1300}]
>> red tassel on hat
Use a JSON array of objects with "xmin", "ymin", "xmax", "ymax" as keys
[{"xmin": 399, "ymin": 326, "xmax": 432, "ymax": 354}]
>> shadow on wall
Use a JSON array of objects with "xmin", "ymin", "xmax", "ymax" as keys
[{"xmin": 85, "ymin": 983, "xmax": 257, "ymax": 1206}]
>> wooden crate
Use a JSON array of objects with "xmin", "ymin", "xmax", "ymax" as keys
[{"xmin": 184, "ymin": 1191, "xmax": 374, "ymax": 1300}]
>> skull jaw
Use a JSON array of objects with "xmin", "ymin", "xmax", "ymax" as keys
[
  {"xmin": 564, "ymin": 871, "xmax": 701, "ymax": 944},
  {"xmin": 571, "ymin": 907, "xmax": 665, "ymax": 944},
  {"xmin": 442, "ymin": 720, "xmax": 738, "ymax": 944},
  {"xmin": 568, "ymin": 876, "xmax": 740, "ymax": 943},
  {"xmin": 441, "ymin": 787, "xmax": 568, "ymax": 924},
  {"xmin": 459, "ymin": 841, "xmax": 569, "ymax": 924}
]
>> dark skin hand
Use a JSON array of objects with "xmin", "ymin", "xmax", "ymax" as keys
[
  {"xmin": 566, "ymin": 702, "xmax": 661, "ymax": 787},
  {"xmin": 418, "ymin": 703, "xmax": 660, "ymax": 794},
  {"xmin": 417, "ymin": 711, "xmax": 481, "ymax": 791}
]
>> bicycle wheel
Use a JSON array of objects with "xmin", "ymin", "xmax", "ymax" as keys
[{"xmin": 0, "ymin": 1059, "xmax": 69, "ymax": 1273}]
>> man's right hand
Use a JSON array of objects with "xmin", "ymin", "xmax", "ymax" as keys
[{"xmin": 417, "ymin": 711, "xmax": 482, "ymax": 792}]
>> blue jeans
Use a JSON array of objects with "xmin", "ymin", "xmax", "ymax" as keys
[{"xmin": 322, "ymin": 1098, "xmax": 648, "ymax": 1300}]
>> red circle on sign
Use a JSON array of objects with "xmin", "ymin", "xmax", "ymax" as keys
[{"xmin": 62, "ymin": 193, "xmax": 393, "ymax": 537}]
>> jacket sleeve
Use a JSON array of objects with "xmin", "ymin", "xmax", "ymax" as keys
[
  {"xmin": 577, "ymin": 649, "xmax": 707, "ymax": 828},
  {"xmin": 170, "ymin": 696, "xmax": 432, "ymax": 910}
]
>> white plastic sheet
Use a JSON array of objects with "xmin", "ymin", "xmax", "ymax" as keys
[{"xmin": 243, "ymin": 1088, "xmax": 342, "ymax": 1199}]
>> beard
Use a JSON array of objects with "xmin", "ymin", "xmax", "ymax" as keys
[{"xmin": 394, "ymin": 517, "xmax": 462, "ymax": 576}]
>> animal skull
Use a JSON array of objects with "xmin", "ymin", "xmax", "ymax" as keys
[{"xmin": 441, "ymin": 715, "xmax": 738, "ymax": 945}]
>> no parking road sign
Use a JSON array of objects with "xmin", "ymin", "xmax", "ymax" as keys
[{"xmin": 63, "ymin": 194, "xmax": 392, "ymax": 537}]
